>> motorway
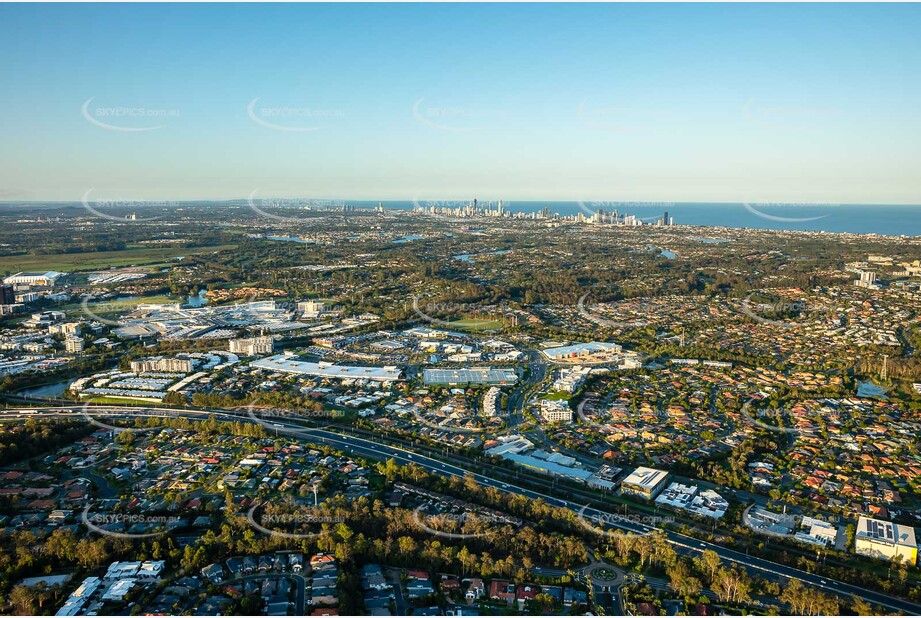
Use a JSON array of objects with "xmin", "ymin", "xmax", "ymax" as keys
[{"xmin": 5, "ymin": 405, "xmax": 921, "ymax": 615}]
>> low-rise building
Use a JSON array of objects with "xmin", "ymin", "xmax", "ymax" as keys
[
  {"xmin": 855, "ymin": 516, "xmax": 918, "ymax": 565},
  {"xmin": 621, "ymin": 466, "xmax": 670, "ymax": 499},
  {"xmin": 539, "ymin": 399, "xmax": 573, "ymax": 423}
]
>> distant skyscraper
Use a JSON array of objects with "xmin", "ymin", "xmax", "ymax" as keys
[{"xmin": 663, "ymin": 211, "xmax": 670, "ymax": 226}]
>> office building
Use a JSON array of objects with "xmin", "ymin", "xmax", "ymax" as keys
[
  {"xmin": 65, "ymin": 337, "xmax": 85, "ymax": 353},
  {"xmin": 621, "ymin": 466, "xmax": 670, "ymax": 499},
  {"xmin": 297, "ymin": 300, "xmax": 326, "ymax": 317}
]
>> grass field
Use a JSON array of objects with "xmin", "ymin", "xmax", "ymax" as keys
[
  {"xmin": 541, "ymin": 391, "xmax": 572, "ymax": 401},
  {"xmin": 58, "ymin": 295, "xmax": 175, "ymax": 316},
  {"xmin": 449, "ymin": 318, "xmax": 505, "ymax": 331},
  {"xmin": 85, "ymin": 396, "xmax": 163, "ymax": 405},
  {"xmin": 0, "ymin": 244, "xmax": 238, "ymax": 273}
]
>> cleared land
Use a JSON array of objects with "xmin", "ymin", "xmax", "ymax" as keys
[{"xmin": 0, "ymin": 244, "xmax": 237, "ymax": 272}]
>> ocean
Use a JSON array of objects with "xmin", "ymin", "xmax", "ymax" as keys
[{"xmin": 364, "ymin": 201, "xmax": 921, "ymax": 237}]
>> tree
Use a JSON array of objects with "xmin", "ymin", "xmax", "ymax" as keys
[
  {"xmin": 712, "ymin": 566, "xmax": 751, "ymax": 605},
  {"xmin": 667, "ymin": 560, "xmax": 702, "ymax": 599},
  {"xmin": 694, "ymin": 549, "xmax": 721, "ymax": 585},
  {"xmin": 531, "ymin": 592, "xmax": 556, "ymax": 612},
  {"xmin": 780, "ymin": 578, "xmax": 839, "ymax": 615},
  {"xmin": 9, "ymin": 585, "xmax": 36, "ymax": 615},
  {"xmin": 850, "ymin": 596, "xmax": 873, "ymax": 616}
]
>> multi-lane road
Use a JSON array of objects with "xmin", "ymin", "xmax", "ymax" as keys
[{"xmin": 5, "ymin": 404, "xmax": 921, "ymax": 615}]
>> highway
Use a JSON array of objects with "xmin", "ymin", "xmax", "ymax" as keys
[{"xmin": 5, "ymin": 405, "xmax": 921, "ymax": 615}]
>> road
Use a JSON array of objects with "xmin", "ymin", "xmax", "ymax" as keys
[
  {"xmin": 5, "ymin": 405, "xmax": 921, "ymax": 615},
  {"xmin": 505, "ymin": 350, "xmax": 547, "ymax": 427}
]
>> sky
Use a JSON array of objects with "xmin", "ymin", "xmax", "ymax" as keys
[{"xmin": 0, "ymin": 3, "xmax": 919, "ymax": 204}]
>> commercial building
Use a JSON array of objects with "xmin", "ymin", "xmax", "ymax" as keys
[
  {"xmin": 855, "ymin": 270, "xmax": 879, "ymax": 288},
  {"xmin": 423, "ymin": 367, "xmax": 518, "ymax": 386},
  {"xmin": 542, "ymin": 341, "xmax": 622, "ymax": 363},
  {"xmin": 502, "ymin": 452, "xmax": 613, "ymax": 489},
  {"xmin": 654, "ymin": 482, "xmax": 728, "ymax": 519},
  {"xmin": 553, "ymin": 365, "xmax": 593, "ymax": 393},
  {"xmin": 3, "ymin": 271, "xmax": 64, "ymax": 287},
  {"xmin": 253, "ymin": 354, "xmax": 401, "ymax": 382},
  {"xmin": 229, "ymin": 335, "xmax": 274, "ymax": 356},
  {"xmin": 298, "ymin": 300, "xmax": 326, "ymax": 317},
  {"xmin": 855, "ymin": 516, "xmax": 918, "ymax": 565},
  {"xmin": 795, "ymin": 517, "xmax": 839, "ymax": 548},
  {"xmin": 621, "ymin": 466, "xmax": 670, "ymax": 499},
  {"xmin": 539, "ymin": 399, "xmax": 573, "ymax": 423},
  {"xmin": 50, "ymin": 322, "xmax": 82, "ymax": 336}
]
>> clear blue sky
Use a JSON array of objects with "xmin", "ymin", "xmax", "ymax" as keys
[{"xmin": 1, "ymin": 3, "xmax": 919, "ymax": 204}]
